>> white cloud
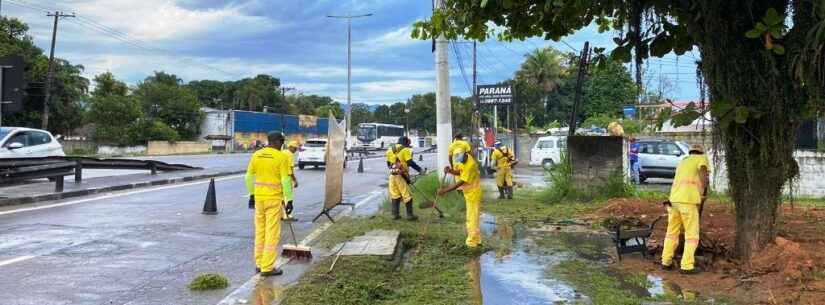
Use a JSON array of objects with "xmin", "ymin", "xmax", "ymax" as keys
[
  {"xmin": 357, "ymin": 25, "xmax": 422, "ymax": 51},
  {"xmin": 356, "ymin": 80, "xmax": 433, "ymax": 93}
]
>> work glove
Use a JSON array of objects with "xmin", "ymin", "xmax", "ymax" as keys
[
  {"xmin": 248, "ymin": 195, "xmax": 255, "ymax": 209},
  {"xmin": 285, "ymin": 201, "xmax": 294, "ymax": 215}
]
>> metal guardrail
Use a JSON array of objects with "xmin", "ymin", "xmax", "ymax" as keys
[{"xmin": 0, "ymin": 157, "xmax": 201, "ymax": 192}]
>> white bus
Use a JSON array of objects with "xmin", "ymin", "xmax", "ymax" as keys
[{"xmin": 356, "ymin": 123, "xmax": 405, "ymax": 150}]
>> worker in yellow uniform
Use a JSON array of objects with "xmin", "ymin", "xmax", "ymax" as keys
[
  {"xmin": 491, "ymin": 140, "xmax": 517, "ymax": 199},
  {"xmin": 661, "ymin": 144, "xmax": 710, "ymax": 275},
  {"xmin": 448, "ymin": 133, "xmax": 472, "ymax": 169},
  {"xmin": 438, "ymin": 148, "xmax": 483, "ymax": 248},
  {"xmin": 245, "ymin": 131, "xmax": 291, "ymax": 277},
  {"xmin": 283, "ymin": 141, "xmax": 300, "ymax": 220},
  {"xmin": 386, "ymin": 137, "xmax": 423, "ymax": 220}
]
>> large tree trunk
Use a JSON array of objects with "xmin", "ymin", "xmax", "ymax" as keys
[{"xmin": 691, "ymin": 1, "xmax": 801, "ymax": 261}]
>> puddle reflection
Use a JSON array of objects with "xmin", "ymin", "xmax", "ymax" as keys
[{"xmin": 249, "ymin": 277, "xmax": 285, "ymax": 305}]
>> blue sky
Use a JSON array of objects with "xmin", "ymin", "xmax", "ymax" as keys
[{"xmin": 4, "ymin": 0, "xmax": 701, "ymax": 105}]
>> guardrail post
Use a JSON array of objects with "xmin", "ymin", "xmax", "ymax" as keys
[
  {"xmin": 55, "ymin": 176, "xmax": 64, "ymax": 193},
  {"xmin": 149, "ymin": 161, "xmax": 157, "ymax": 175},
  {"xmin": 74, "ymin": 161, "xmax": 83, "ymax": 183}
]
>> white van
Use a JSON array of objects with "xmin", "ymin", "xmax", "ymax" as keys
[
  {"xmin": 0, "ymin": 127, "xmax": 65, "ymax": 158},
  {"xmin": 530, "ymin": 135, "xmax": 567, "ymax": 168}
]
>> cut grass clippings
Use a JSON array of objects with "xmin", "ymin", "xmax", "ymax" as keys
[
  {"xmin": 280, "ymin": 212, "xmax": 499, "ymax": 305},
  {"xmin": 187, "ymin": 273, "xmax": 229, "ymax": 291}
]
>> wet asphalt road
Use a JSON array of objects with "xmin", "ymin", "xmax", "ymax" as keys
[{"xmin": 0, "ymin": 153, "xmax": 436, "ymax": 305}]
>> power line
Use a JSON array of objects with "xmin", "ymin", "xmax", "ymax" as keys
[{"xmin": 449, "ymin": 41, "xmax": 472, "ymax": 93}]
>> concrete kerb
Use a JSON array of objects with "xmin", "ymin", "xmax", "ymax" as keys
[{"xmin": 0, "ymin": 170, "xmax": 247, "ymax": 208}]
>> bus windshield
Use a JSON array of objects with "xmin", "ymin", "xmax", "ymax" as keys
[{"xmin": 357, "ymin": 125, "xmax": 377, "ymax": 141}]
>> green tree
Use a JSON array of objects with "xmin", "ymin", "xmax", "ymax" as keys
[
  {"xmin": 86, "ymin": 73, "xmax": 147, "ymax": 146},
  {"xmin": 1, "ymin": 17, "xmax": 88, "ymax": 134},
  {"xmin": 581, "ymin": 60, "xmax": 639, "ymax": 118},
  {"xmin": 349, "ymin": 103, "xmax": 373, "ymax": 127},
  {"xmin": 187, "ymin": 80, "xmax": 228, "ymax": 109},
  {"xmin": 134, "ymin": 72, "xmax": 203, "ymax": 140},
  {"xmin": 413, "ymin": 0, "xmax": 825, "ymax": 260}
]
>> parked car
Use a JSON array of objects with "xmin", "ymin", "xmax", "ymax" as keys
[
  {"xmin": 298, "ymin": 138, "xmax": 327, "ymax": 170},
  {"xmin": 637, "ymin": 139, "xmax": 690, "ymax": 182},
  {"xmin": 0, "ymin": 127, "xmax": 65, "ymax": 158},
  {"xmin": 530, "ymin": 135, "xmax": 567, "ymax": 169}
]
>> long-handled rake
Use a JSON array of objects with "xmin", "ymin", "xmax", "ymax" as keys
[
  {"xmin": 408, "ymin": 175, "xmax": 444, "ymax": 218},
  {"xmin": 281, "ymin": 206, "xmax": 312, "ymax": 260}
]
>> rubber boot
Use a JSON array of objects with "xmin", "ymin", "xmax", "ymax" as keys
[
  {"xmin": 498, "ymin": 187, "xmax": 505, "ymax": 199},
  {"xmin": 405, "ymin": 200, "xmax": 418, "ymax": 221},
  {"xmin": 506, "ymin": 186, "xmax": 514, "ymax": 199},
  {"xmin": 391, "ymin": 199, "xmax": 401, "ymax": 220}
]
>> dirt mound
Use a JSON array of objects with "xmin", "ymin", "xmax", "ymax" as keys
[
  {"xmin": 592, "ymin": 198, "xmax": 825, "ymax": 304},
  {"xmin": 748, "ymin": 237, "xmax": 815, "ymax": 281}
]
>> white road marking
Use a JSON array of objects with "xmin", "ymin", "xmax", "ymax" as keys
[
  {"xmin": 217, "ymin": 190, "xmax": 383, "ymax": 305},
  {"xmin": 0, "ymin": 255, "xmax": 34, "ymax": 267},
  {"xmin": 0, "ymin": 174, "xmax": 245, "ymax": 217}
]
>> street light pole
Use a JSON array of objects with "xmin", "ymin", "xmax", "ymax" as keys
[{"xmin": 327, "ymin": 12, "xmax": 373, "ymax": 140}]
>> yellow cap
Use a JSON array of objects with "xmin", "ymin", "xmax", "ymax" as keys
[
  {"xmin": 689, "ymin": 144, "xmax": 704, "ymax": 153},
  {"xmin": 288, "ymin": 141, "xmax": 299, "ymax": 148}
]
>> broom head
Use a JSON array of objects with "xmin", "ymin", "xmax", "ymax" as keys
[{"xmin": 282, "ymin": 244, "xmax": 313, "ymax": 260}]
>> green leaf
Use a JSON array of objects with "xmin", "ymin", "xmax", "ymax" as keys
[
  {"xmin": 763, "ymin": 8, "xmax": 782, "ymax": 26},
  {"xmin": 609, "ymin": 45, "xmax": 632, "ymax": 63},
  {"xmin": 769, "ymin": 27, "xmax": 784, "ymax": 39},
  {"xmin": 772, "ymin": 44, "xmax": 785, "ymax": 55},
  {"xmin": 745, "ymin": 29, "xmax": 762, "ymax": 39},
  {"xmin": 481, "ymin": 0, "xmax": 489, "ymax": 8},
  {"xmin": 649, "ymin": 34, "xmax": 674, "ymax": 57},
  {"xmin": 734, "ymin": 106, "xmax": 749, "ymax": 124},
  {"xmin": 502, "ymin": 0, "xmax": 512, "ymax": 9},
  {"xmin": 755, "ymin": 22, "xmax": 768, "ymax": 31}
]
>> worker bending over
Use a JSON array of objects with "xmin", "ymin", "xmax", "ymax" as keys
[
  {"xmin": 386, "ymin": 137, "xmax": 423, "ymax": 220},
  {"xmin": 491, "ymin": 140, "xmax": 517, "ymax": 199},
  {"xmin": 438, "ymin": 148, "xmax": 483, "ymax": 248},
  {"xmin": 244, "ymin": 131, "xmax": 291, "ymax": 277},
  {"xmin": 283, "ymin": 141, "xmax": 300, "ymax": 220},
  {"xmin": 661, "ymin": 144, "xmax": 710, "ymax": 275}
]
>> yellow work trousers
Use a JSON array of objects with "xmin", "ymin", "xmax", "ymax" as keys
[
  {"xmin": 495, "ymin": 167, "xmax": 513, "ymax": 187},
  {"xmin": 465, "ymin": 197, "xmax": 481, "ymax": 247},
  {"xmin": 661, "ymin": 202, "xmax": 700, "ymax": 270},
  {"xmin": 388, "ymin": 174, "xmax": 412, "ymax": 202},
  {"xmin": 254, "ymin": 197, "xmax": 283, "ymax": 272}
]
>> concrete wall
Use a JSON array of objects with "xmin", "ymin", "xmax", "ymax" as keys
[
  {"xmin": 147, "ymin": 141, "xmax": 211, "ymax": 156},
  {"xmin": 60, "ymin": 140, "xmax": 97, "ymax": 154},
  {"xmin": 711, "ymin": 150, "xmax": 825, "ymax": 197},
  {"xmin": 97, "ymin": 145, "xmax": 147, "ymax": 156},
  {"xmin": 568, "ymin": 136, "xmax": 627, "ymax": 188}
]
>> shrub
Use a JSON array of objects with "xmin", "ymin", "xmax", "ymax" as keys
[{"xmin": 187, "ymin": 273, "xmax": 229, "ymax": 291}]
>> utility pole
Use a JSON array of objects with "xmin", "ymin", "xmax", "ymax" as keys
[
  {"xmin": 279, "ymin": 87, "xmax": 295, "ymax": 133},
  {"xmin": 569, "ymin": 41, "xmax": 590, "ymax": 136},
  {"xmin": 0, "ymin": 65, "xmax": 9, "ymax": 127},
  {"xmin": 42, "ymin": 11, "xmax": 75, "ymax": 130},
  {"xmin": 434, "ymin": 0, "xmax": 452, "ymax": 176},
  {"xmin": 472, "ymin": 40, "xmax": 480, "ymax": 162},
  {"xmin": 327, "ymin": 13, "xmax": 372, "ymax": 139}
]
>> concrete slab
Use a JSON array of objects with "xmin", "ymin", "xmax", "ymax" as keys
[{"xmin": 338, "ymin": 230, "xmax": 400, "ymax": 257}]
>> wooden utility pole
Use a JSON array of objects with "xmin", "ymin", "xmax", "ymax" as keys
[
  {"xmin": 568, "ymin": 41, "xmax": 590, "ymax": 136},
  {"xmin": 42, "ymin": 11, "xmax": 75, "ymax": 130}
]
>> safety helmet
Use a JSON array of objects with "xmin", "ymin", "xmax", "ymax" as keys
[{"xmin": 493, "ymin": 140, "xmax": 502, "ymax": 148}]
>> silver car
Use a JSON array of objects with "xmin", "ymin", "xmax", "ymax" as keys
[{"xmin": 637, "ymin": 139, "xmax": 689, "ymax": 182}]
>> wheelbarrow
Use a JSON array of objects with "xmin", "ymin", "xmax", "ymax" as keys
[{"xmin": 611, "ymin": 215, "xmax": 663, "ymax": 261}]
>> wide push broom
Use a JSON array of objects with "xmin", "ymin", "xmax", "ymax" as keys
[{"xmin": 281, "ymin": 206, "xmax": 312, "ymax": 260}]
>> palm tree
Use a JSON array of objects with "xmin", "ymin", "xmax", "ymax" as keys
[{"xmin": 516, "ymin": 47, "xmax": 566, "ymax": 94}]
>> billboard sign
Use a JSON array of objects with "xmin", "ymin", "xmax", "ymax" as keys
[
  {"xmin": 1, "ymin": 56, "xmax": 25, "ymax": 113},
  {"xmin": 476, "ymin": 84, "xmax": 513, "ymax": 106}
]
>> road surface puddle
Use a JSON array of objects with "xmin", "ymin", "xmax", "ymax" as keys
[{"xmin": 471, "ymin": 215, "xmax": 689, "ymax": 304}]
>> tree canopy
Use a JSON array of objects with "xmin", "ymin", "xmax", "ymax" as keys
[{"xmin": 413, "ymin": 0, "xmax": 825, "ymax": 261}]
